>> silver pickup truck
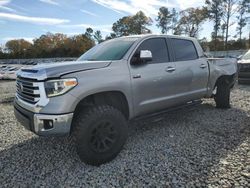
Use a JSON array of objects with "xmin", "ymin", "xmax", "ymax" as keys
[{"xmin": 14, "ymin": 35, "xmax": 237, "ymax": 165}]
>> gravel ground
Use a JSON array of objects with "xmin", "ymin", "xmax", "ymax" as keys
[
  {"xmin": 0, "ymin": 80, "xmax": 16, "ymax": 103},
  {"xmin": 0, "ymin": 81, "xmax": 249, "ymax": 187}
]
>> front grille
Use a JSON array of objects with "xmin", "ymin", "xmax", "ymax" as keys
[
  {"xmin": 239, "ymin": 64, "xmax": 250, "ymax": 72},
  {"xmin": 16, "ymin": 77, "xmax": 40, "ymax": 104}
]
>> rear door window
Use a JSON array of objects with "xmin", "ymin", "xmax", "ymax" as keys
[{"xmin": 171, "ymin": 38, "xmax": 198, "ymax": 61}]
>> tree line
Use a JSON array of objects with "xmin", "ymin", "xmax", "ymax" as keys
[{"xmin": 1, "ymin": 0, "xmax": 249, "ymax": 59}]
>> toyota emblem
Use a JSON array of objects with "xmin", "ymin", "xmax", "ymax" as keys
[{"xmin": 20, "ymin": 83, "xmax": 24, "ymax": 91}]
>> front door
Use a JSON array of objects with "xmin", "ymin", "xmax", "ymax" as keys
[{"xmin": 129, "ymin": 37, "xmax": 177, "ymax": 117}]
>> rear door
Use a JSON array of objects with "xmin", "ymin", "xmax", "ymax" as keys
[
  {"xmin": 170, "ymin": 38, "xmax": 209, "ymax": 101},
  {"xmin": 129, "ymin": 37, "xmax": 177, "ymax": 117}
]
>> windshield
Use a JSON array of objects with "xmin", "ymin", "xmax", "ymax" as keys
[
  {"xmin": 77, "ymin": 37, "xmax": 138, "ymax": 61},
  {"xmin": 242, "ymin": 50, "xmax": 250, "ymax": 60}
]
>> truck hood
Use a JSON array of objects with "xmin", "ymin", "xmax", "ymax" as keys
[
  {"xmin": 238, "ymin": 59, "xmax": 250, "ymax": 64},
  {"xmin": 17, "ymin": 61, "xmax": 111, "ymax": 80}
]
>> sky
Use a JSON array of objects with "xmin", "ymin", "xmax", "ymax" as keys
[{"xmin": 0, "ymin": 0, "xmax": 249, "ymax": 45}]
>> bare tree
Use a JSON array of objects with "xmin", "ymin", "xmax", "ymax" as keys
[
  {"xmin": 93, "ymin": 30, "xmax": 103, "ymax": 44},
  {"xmin": 174, "ymin": 8, "xmax": 208, "ymax": 38},
  {"xmin": 205, "ymin": 0, "xmax": 224, "ymax": 50},
  {"xmin": 171, "ymin": 8, "xmax": 179, "ymax": 34},
  {"xmin": 221, "ymin": 0, "xmax": 239, "ymax": 50},
  {"xmin": 156, "ymin": 7, "xmax": 173, "ymax": 34},
  {"xmin": 112, "ymin": 11, "xmax": 152, "ymax": 36},
  {"xmin": 236, "ymin": 0, "xmax": 250, "ymax": 44}
]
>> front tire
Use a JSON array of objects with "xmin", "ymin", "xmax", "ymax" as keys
[
  {"xmin": 214, "ymin": 82, "xmax": 231, "ymax": 109},
  {"xmin": 72, "ymin": 105, "xmax": 128, "ymax": 166}
]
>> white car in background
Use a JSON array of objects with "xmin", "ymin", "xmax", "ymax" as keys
[
  {"xmin": 0, "ymin": 66, "xmax": 12, "ymax": 79},
  {"xmin": 238, "ymin": 50, "xmax": 250, "ymax": 84},
  {"xmin": 1, "ymin": 66, "xmax": 21, "ymax": 80},
  {"xmin": 0, "ymin": 66, "xmax": 12, "ymax": 72}
]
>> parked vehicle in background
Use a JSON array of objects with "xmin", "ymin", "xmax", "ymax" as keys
[
  {"xmin": 14, "ymin": 34, "xmax": 237, "ymax": 166},
  {"xmin": 2, "ymin": 67, "xmax": 20, "ymax": 80},
  {"xmin": 238, "ymin": 50, "xmax": 250, "ymax": 84},
  {"xmin": 0, "ymin": 66, "xmax": 6, "ymax": 79},
  {"xmin": 0, "ymin": 66, "xmax": 12, "ymax": 72},
  {"xmin": 0, "ymin": 66, "xmax": 22, "ymax": 80},
  {"xmin": 0, "ymin": 65, "xmax": 7, "ymax": 70}
]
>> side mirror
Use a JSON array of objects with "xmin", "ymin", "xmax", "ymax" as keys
[
  {"xmin": 237, "ymin": 55, "xmax": 242, "ymax": 60},
  {"xmin": 140, "ymin": 50, "xmax": 152, "ymax": 62}
]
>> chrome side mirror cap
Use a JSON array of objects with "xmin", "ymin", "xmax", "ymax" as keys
[{"xmin": 140, "ymin": 50, "xmax": 152, "ymax": 62}]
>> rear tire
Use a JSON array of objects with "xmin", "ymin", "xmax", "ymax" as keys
[
  {"xmin": 214, "ymin": 82, "xmax": 231, "ymax": 109},
  {"xmin": 72, "ymin": 105, "xmax": 128, "ymax": 166}
]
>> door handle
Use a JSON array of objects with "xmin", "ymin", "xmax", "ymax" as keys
[
  {"xmin": 200, "ymin": 64, "xmax": 207, "ymax": 69},
  {"xmin": 133, "ymin": 74, "xmax": 141, "ymax": 79},
  {"xmin": 166, "ymin": 67, "xmax": 176, "ymax": 72}
]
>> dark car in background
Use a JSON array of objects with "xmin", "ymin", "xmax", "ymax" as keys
[{"xmin": 238, "ymin": 50, "xmax": 250, "ymax": 84}]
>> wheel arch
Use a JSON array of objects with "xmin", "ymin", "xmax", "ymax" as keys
[
  {"xmin": 214, "ymin": 74, "xmax": 236, "ymax": 89},
  {"xmin": 73, "ymin": 90, "xmax": 131, "ymax": 120}
]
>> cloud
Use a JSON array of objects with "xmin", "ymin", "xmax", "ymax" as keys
[
  {"xmin": 0, "ymin": 0, "xmax": 10, "ymax": 5},
  {"xmin": 80, "ymin": 9, "xmax": 99, "ymax": 17},
  {"xmin": 3, "ymin": 37, "xmax": 34, "ymax": 43},
  {"xmin": 91, "ymin": 0, "xmax": 206, "ymax": 16},
  {"xmin": 39, "ymin": 0, "xmax": 59, "ymax": 6},
  {"xmin": 58, "ymin": 24, "xmax": 113, "ymax": 33},
  {"xmin": 91, "ymin": 0, "xmax": 131, "ymax": 15},
  {"xmin": 91, "ymin": 0, "xmax": 176, "ymax": 16},
  {"xmin": 0, "ymin": 0, "xmax": 16, "ymax": 12},
  {"xmin": 41, "ymin": 29, "xmax": 84, "ymax": 36},
  {"xmin": 175, "ymin": 0, "xmax": 204, "ymax": 10},
  {"xmin": 0, "ymin": 12, "xmax": 70, "ymax": 25},
  {"xmin": 11, "ymin": 4, "xmax": 28, "ymax": 12},
  {"xmin": 56, "ymin": 32, "xmax": 84, "ymax": 36},
  {"xmin": 0, "ymin": 5, "xmax": 16, "ymax": 12}
]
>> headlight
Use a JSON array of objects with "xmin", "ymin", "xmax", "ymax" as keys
[{"xmin": 44, "ymin": 78, "xmax": 78, "ymax": 97}]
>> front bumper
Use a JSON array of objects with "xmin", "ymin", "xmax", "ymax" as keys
[
  {"xmin": 238, "ymin": 72, "xmax": 250, "ymax": 84},
  {"xmin": 14, "ymin": 101, "xmax": 73, "ymax": 136},
  {"xmin": 238, "ymin": 63, "xmax": 250, "ymax": 84}
]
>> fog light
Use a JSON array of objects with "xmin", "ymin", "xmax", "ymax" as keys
[{"xmin": 44, "ymin": 120, "xmax": 53, "ymax": 130}]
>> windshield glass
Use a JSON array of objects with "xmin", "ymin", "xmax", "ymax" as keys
[
  {"xmin": 242, "ymin": 50, "xmax": 250, "ymax": 60},
  {"xmin": 77, "ymin": 37, "xmax": 138, "ymax": 61}
]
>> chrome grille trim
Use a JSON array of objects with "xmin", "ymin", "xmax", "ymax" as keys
[
  {"xmin": 239, "ymin": 64, "xmax": 250, "ymax": 72},
  {"xmin": 15, "ymin": 70, "xmax": 50, "ymax": 113},
  {"xmin": 16, "ymin": 86, "xmax": 40, "ymax": 95},
  {"xmin": 16, "ymin": 77, "xmax": 41, "ymax": 105}
]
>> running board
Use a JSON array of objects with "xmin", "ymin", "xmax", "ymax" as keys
[{"xmin": 132, "ymin": 99, "xmax": 202, "ymax": 122}]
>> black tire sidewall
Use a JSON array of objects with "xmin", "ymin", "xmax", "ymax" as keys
[
  {"xmin": 215, "ymin": 83, "xmax": 231, "ymax": 108},
  {"xmin": 73, "ymin": 106, "xmax": 128, "ymax": 165}
]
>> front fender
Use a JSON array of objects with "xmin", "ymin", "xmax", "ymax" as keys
[{"xmin": 64, "ymin": 62, "xmax": 134, "ymax": 119}]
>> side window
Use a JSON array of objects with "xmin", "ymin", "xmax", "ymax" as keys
[
  {"xmin": 133, "ymin": 38, "xmax": 169, "ymax": 64},
  {"xmin": 171, "ymin": 39, "xmax": 198, "ymax": 61}
]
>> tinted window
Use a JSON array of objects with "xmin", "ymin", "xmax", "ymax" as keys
[
  {"xmin": 171, "ymin": 39, "xmax": 198, "ymax": 61},
  {"xmin": 242, "ymin": 50, "xmax": 250, "ymax": 60},
  {"xmin": 134, "ymin": 38, "xmax": 169, "ymax": 63},
  {"xmin": 78, "ymin": 37, "xmax": 138, "ymax": 61}
]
